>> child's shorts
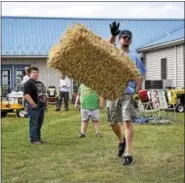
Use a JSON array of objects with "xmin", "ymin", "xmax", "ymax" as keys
[{"xmin": 81, "ymin": 109, "xmax": 100, "ymax": 122}]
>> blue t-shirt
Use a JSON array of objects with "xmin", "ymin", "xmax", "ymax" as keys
[{"xmin": 125, "ymin": 51, "xmax": 146, "ymax": 94}]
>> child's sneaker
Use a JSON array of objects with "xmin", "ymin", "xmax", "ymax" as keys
[
  {"xmin": 122, "ymin": 156, "xmax": 134, "ymax": 166},
  {"xmin": 78, "ymin": 133, "xmax": 85, "ymax": 138},
  {"xmin": 118, "ymin": 137, "xmax": 126, "ymax": 157},
  {"xmin": 96, "ymin": 133, "xmax": 102, "ymax": 138}
]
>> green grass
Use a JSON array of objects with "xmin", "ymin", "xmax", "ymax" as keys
[{"xmin": 2, "ymin": 104, "xmax": 184, "ymax": 183}]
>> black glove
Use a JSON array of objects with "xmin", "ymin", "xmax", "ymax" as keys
[{"xmin": 110, "ymin": 22, "xmax": 120, "ymax": 36}]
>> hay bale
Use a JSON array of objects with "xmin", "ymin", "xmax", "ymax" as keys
[{"xmin": 48, "ymin": 24, "xmax": 140, "ymax": 100}]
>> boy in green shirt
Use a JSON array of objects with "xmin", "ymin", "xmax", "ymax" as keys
[{"xmin": 75, "ymin": 84, "xmax": 104, "ymax": 138}]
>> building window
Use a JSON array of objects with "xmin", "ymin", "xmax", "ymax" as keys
[
  {"xmin": 15, "ymin": 69, "xmax": 24, "ymax": 91},
  {"xmin": 161, "ymin": 58, "xmax": 167, "ymax": 79},
  {"xmin": 73, "ymin": 80, "xmax": 80, "ymax": 93},
  {"xmin": 1, "ymin": 69, "xmax": 11, "ymax": 96},
  {"xmin": 140, "ymin": 57, "xmax": 145, "ymax": 65}
]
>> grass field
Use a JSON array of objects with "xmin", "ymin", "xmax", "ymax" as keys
[{"xmin": 2, "ymin": 104, "xmax": 184, "ymax": 183}]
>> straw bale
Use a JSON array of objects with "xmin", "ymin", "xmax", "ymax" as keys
[{"xmin": 48, "ymin": 24, "xmax": 140, "ymax": 100}]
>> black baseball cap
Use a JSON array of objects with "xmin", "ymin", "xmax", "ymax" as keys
[{"xmin": 119, "ymin": 30, "xmax": 132, "ymax": 39}]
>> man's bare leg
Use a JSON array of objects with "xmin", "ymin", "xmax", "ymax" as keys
[
  {"xmin": 110, "ymin": 123, "xmax": 126, "ymax": 157},
  {"xmin": 110, "ymin": 123, "xmax": 123, "ymax": 143},
  {"xmin": 123, "ymin": 121, "xmax": 133, "ymax": 156}
]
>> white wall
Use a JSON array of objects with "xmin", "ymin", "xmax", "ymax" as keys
[
  {"xmin": 144, "ymin": 44, "xmax": 184, "ymax": 88},
  {"xmin": 1, "ymin": 58, "xmax": 74, "ymax": 98},
  {"xmin": 176, "ymin": 45, "xmax": 184, "ymax": 88}
]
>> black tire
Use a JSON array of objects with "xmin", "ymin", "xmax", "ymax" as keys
[
  {"xmin": 176, "ymin": 104, "xmax": 184, "ymax": 113},
  {"xmin": 1, "ymin": 112, "xmax": 7, "ymax": 118},
  {"xmin": 16, "ymin": 110, "xmax": 28, "ymax": 118}
]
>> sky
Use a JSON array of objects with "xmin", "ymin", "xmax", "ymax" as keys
[{"xmin": 2, "ymin": 1, "xmax": 184, "ymax": 19}]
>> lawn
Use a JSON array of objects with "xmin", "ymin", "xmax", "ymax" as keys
[{"xmin": 2, "ymin": 104, "xmax": 184, "ymax": 183}]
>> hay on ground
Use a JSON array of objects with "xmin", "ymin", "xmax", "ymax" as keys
[{"xmin": 48, "ymin": 24, "xmax": 140, "ymax": 100}]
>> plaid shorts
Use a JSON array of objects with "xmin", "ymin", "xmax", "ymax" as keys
[{"xmin": 106, "ymin": 94, "xmax": 136, "ymax": 124}]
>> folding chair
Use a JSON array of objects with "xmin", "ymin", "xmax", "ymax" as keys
[
  {"xmin": 136, "ymin": 90, "xmax": 161, "ymax": 125},
  {"xmin": 156, "ymin": 89, "xmax": 176, "ymax": 123},
  {"xmin": 148, "ymin": 89, "xmax": 176, "ymax": 124}
]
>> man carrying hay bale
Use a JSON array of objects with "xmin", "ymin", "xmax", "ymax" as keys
[
  {"xmin": 47, "ymin": 22, "xmax": 144, "ymax": 164},
  {"xmin": 48, "ymin": 24, "xmax": 140, "ymax": 100},
  {"xmin": 107, "ymin": 22, "xmax": 146, "ymax": 166}
]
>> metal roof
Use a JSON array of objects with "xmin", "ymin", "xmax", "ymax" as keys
[
  {"xmin": 138, "ymin": 26, "xmax": 184, "ymax": 50},
  {"xmin": 2, "ymin": 16, "xmax": 184, "ymax": 56}
]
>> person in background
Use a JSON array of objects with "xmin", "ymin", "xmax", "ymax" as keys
[
  {"xmin": 55, "ymin": 74, "xmax": 70, "ymax": 111},
  {"xmin": 22, "ymin": 66, "xmax": 30, "ymax": 84},
  {"xmin": 21, "ymin": 66, "xmax": 30, "ymax": 114},
  {"xmin": 107, "ymin": 22, "xmax": 146, "ymax": 165},
  {"xmin": 24, "ymin": 66, "xmax": 47, "ymax": 144},
  {"xmin": 75, "ymin": 84, "xmax": 104, "ymax": 138}
]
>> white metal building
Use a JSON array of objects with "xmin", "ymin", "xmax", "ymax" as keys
[
  {"xmin": 1, "ymin": 16, "xmax": 184, "ymax": 97},
  {"xmin": 138, "ymin": 33, "xmax": 184, "ymax": 89}
]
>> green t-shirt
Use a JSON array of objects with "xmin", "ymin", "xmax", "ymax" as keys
[{"xmin": 78, "ymin": 84, "xmax": 99, "ymax": 109}]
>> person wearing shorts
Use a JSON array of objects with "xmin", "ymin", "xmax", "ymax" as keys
[
  {"xmin": 75, "ymin": 84, "xmax": 104, "ymax": 138},
  {"xmin": 108, "ymin": 22, "xmax": 146, "ymax": 165}
]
